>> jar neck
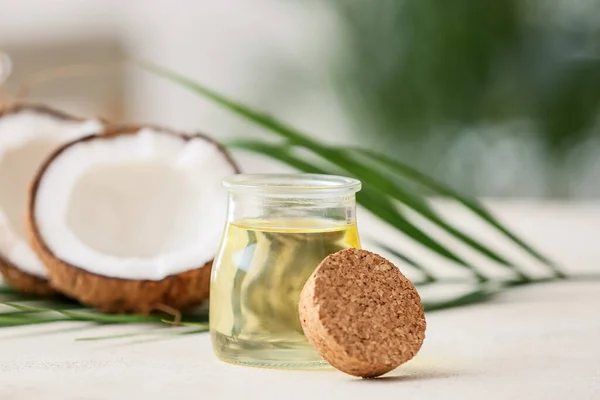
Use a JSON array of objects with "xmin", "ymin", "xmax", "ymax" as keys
[{"xmin": 226, "ymin": 192, "xmax": 357, "ymax": 225}]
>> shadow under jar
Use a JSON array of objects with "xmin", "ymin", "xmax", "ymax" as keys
[{"xmin": 210, "ymin": 173, "xmax": 362, "ymax": 369}]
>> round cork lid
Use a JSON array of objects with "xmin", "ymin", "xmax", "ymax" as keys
[{"xmin": 299, "ymin": 248, "xmax": 426, "ymax": 378}]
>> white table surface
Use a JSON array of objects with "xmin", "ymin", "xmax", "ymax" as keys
[{"xmin": 1, "ymin": 201, "xmax": 599, "ymax": 400}]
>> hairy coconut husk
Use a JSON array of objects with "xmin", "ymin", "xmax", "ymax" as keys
[{"xmin": 28, "ymin": 125, "xmax": 240, "ymax": 314}]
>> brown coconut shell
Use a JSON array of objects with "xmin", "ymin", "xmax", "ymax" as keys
[
  {"xmin": 0, "ymin": 103, "xmax": 93, "ymax": 296},
  {"xmin": 27, "ymin": 125, "xmax": 240, "ymax": 314},
  {"xmin": 299, "ymin": 248, "xmax": 427, "ymax": 378},
  {"xmin": 0, "ymin": 256, "xmax": 56, "ymax": 296}
]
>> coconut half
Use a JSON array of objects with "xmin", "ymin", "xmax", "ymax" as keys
[
  {"xmin": 0, "ymin": 104, "xmax": 103, "ymax": 295},
  {"xmin": 28, "ymin": 125, "xmax": 239, "ymax": 313}
]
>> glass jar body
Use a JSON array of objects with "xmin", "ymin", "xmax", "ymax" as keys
[{"xmin": 209, "ymin": 174, "xmax": 361, "ymax": 368}]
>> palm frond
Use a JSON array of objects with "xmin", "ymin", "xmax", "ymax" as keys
[
  {"xmin": 351, "ymin": 148, "xmax": 565, "ymax": 277},
  {"xmin": 139, "ymin": 62, "xmax": 567, "ymax": 314},
  {"xmin": 0, "ymin": 61, "xmax": 568, "ymax": 332},
  {"xmin": 0, "ymin": 292, "xmax": 208, "ymax": 330},
  {"xmin": 76, "ymin": 327, "xmax": 209, "ymax": 342},
  {"xmin": 422, "ymin": 285, "xmax": 498, "ymax": 312},
  {"xmin": 144, "ymin": 61, "xmax": 561, "ymax": 276}
]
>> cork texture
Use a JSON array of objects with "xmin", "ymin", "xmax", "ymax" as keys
[{"xmin": 299, "ymin": 248, "xmax": 426, "ymax": 378}]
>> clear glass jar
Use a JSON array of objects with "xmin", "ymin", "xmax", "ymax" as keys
[{"xmin": 209, "ymin": 173, "xmax": 362, "ymax": 369}]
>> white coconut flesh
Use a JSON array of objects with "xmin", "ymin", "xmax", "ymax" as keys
[
  {"xmin": 0, "ymin": 110, "xmax": 102, "ymax": 278},
  {"xmin": 33, "ymin": 128, "xmax": 236, "ymax": 281}
]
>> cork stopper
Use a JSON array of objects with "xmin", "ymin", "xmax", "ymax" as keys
[{"xmin": 299, "ymin": 248, "xmax": 426, "ymax": 378}]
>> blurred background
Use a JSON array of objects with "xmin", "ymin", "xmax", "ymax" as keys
[{"xmin": 1, "ymin": 0, "xmax": 600, "ymax": 198}]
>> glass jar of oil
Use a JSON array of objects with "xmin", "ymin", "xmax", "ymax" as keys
[{"xmin": 210, "ymin": 173, "xmax": 361, "ymax": 368}]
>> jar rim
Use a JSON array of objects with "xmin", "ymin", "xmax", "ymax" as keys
[{"xmin": 222, "ymin": 173, "xmax": 361, "ymax": 195}]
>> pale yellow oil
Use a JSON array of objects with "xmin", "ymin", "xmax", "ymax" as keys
[{"xmin": 210, "ymin": 218, "xmax": 361, "ymax": 368}]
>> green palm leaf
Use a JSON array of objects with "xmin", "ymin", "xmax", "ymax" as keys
[
  {"xmin": 352, "ymin": 148, "xmax": 565, "ymax": 278},
  {"xmin": 0, "ymin": 300, "xmax": 208, "ymax": 326},
  {"xmin": 144, "ymin": 62, "xmax": 560, "ymax": 280},
  {"xmin": 0, "ymin": 60, "xmax": 566, "ymax": 332},
  {"xmin": 422, "ymin": 285, "xmax": 498, "ymax": 312},
  {"xmin": 308, "ymin": 145, "xmax": 527, "ymax": 278},
  {"xmin": 76, "ymin": 327, "xmax": 208, "ymax": 342}
]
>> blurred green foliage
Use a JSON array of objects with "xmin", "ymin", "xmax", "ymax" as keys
[{"xmin": 327, "ymin": 0, "xmax": 600, "ymax": 197}]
